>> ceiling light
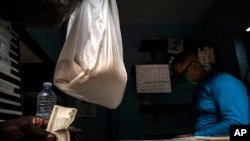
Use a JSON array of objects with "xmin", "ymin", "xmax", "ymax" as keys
[{"xmin": 246, "ymin": 26, "xmax": 250, "ymax": 32}]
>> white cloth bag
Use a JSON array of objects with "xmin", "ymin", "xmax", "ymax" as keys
[{"xmin": 53, "ymin": 0, "xmax": 127, "ymax": 109}]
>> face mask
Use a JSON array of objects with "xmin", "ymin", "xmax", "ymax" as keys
[{"xmin": 181, "ymin": 74, "xmax": 197, "ymax": 88}]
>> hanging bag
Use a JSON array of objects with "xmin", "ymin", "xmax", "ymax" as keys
[{"xmin": 53, "ymin": 0, "xmax": 127, "ymax": 109}]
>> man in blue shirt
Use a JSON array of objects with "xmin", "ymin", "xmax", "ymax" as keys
[{"xmin": 170, "ymin": 51, "xmax": 249, "ymax": 136}]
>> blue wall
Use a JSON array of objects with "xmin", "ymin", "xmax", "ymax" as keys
[{"xmin": 26, "ymin": 28, "xmax": 65, "ymax": 63}]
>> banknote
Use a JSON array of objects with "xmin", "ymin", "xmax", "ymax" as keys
[{"xmin": 46, "ymin": 105, "xmax": 77, "ymax": 141}]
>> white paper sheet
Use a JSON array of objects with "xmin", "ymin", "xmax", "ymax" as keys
[{"xmin": 135, "ymin": 64, "xmax": 171, "ymax": 93}]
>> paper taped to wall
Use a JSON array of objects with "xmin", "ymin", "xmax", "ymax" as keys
[{"xmin": 135, "ymin": 64, "xmax": 171, "ymax": 93}]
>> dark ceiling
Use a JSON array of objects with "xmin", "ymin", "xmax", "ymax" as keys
[{"xmin": 117, "ymin": 0, "xmax": 217, "ymax": 24}]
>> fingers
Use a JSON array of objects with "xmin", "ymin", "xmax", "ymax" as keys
[
  {"xmin": 20, "ymin": 116, "xmax": 57, "ymax": 141},
  {"xmin": 32, "ymin": 117, "xmax": 49, "ymax": 129},
  {"xmin": 69, "ymin": 126, "xmax": 81, "ymax": 141}
]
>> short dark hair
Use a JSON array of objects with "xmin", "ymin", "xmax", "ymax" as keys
[{"xmin": 170, "ymin": 51, "xmax": 198, "ymax": 69}]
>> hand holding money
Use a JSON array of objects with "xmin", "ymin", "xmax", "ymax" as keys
[
  {"xmin": 0, "ymin": 116, "xmax": 56, "ymax": 141},
  {"xmin": 46, "ymin": 105, "xmax": 78, "ymax": 141}
]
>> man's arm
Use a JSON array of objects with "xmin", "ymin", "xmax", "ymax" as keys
[
  {"xmin": 0, "ymin": 0, "xmax": 80, "ymax": 28},
  {"xmin": 194, "ymin": 75, "xmax": 250, "ymax": 136}
]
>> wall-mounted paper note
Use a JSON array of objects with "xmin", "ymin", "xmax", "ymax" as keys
[
  {"xmin": 167, "ymin": 39, "xmax": 184, "ymax": 54},
  {"xmin": 135, "ymin": 64, "xmax": 171, "ymax": 93}
]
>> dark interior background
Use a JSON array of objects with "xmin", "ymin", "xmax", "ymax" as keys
[{"xmin": 13, "ymin": 0, "xmax": 250, "ymax": 140}]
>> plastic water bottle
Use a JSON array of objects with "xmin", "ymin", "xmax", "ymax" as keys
[{"xmin": 36, "ymin": 82, "xmax": 57, "ymax": 119}]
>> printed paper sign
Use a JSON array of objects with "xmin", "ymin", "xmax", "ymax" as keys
[
  {"xmin": 167, "ymin": 39, "xmax": 184, "ymax": 54},
  {"xmin": 135, "ymin": 64, "xmax": 171, "ymax": 93},
  {"xmin": 76, "ymin": 100, "xmax": 96, "ymax": 117},
  {"xmin": 198, "ymin": 47, "xmax": 216, "ymax": 64}
]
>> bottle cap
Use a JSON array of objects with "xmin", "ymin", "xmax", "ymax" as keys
[{"xmin": 43, "ymin": 82, "xmax": 52, "ymax": 86}]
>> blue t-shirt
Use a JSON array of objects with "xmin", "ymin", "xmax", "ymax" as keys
[{"xmin": 193, "ymin": 72, "xmax": 250, "ymax": 136}]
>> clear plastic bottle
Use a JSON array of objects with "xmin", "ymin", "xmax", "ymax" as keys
[{"xmin": 36, "ymin": 82, "xmax": 57, "ymax": 119}]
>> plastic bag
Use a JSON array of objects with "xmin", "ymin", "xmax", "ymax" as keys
[{"xmin": 53, "ymin": 0, "xmax": 127, "ymax": 109}]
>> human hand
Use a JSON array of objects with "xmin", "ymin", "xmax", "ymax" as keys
[
  {"xmin": 0, "ymin": 116, "xmax": 57, "ymax": 141},
  {"xmin": 175, "ymin": 133, "xmax": 193, "ymax": 138},
  {"xmin": 69, "ymin": 126, "xmax": 81, "ymax": 141}
]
